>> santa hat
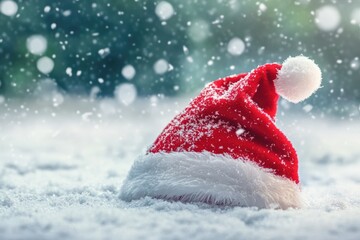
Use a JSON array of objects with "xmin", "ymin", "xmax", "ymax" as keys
[{"xmin": 120, "ymin": 56, "xmax": 322, "ymax": 209}]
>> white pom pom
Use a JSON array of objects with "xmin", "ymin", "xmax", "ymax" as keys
[{"xmin": 275, "ymin": 56, "xmax": 322, "ymax": 103}]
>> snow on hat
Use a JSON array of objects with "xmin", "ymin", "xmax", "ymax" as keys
[{"xmin": 120, "ymin": 56, "xmax": 322, "ymax": 209}]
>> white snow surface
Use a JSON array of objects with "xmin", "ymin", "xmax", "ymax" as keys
[{"xmin": 0, "ymin": 97, "xmax": 360, "ymax": 240}]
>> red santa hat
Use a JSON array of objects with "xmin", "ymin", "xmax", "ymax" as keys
[{"xmin": 120, "ymin": 56, "xmax": 322, "ymax": 209}]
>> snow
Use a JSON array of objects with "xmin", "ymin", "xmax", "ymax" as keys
[
  {"xmin": 0, "ymin": 0, "xmax": 18, "ymax": 17},
  {"xmin": 258, "ymin": 3, "xmax": 267, "ymax": 12},
  {"xmin": 26, "ymin": 35, "xmax": 48, "ymax": 56},
  {"xmin": 155, "ymin": 1, "xmax": 174, "ymax": 21},
  {"xmin": 62, "ymin": 10, "xmax": 71, "ymax": 17},
  {"xmin": 183, "ymin": 45, "xmax": 189, "ymax": 55},
  {"xmin": 302, "ymin": 104, "xmax": 313, "ymax": 113},
  {"xmin": 66, "ymin": 67, "xmax": 72, "ymax": 77},
  {"xmin": 351, "ymin": 8, "xmax": 360, "ymax": 25},
  {"xmin": 52, "ymin": 92, "xmax": 64, "ymax": 107},
  {"xmin": 236, "ymin": 128, "xmax": 245, "ymax": 136},
  {"xmin": 350, "ymin": 57, "xmax": 359, "ymax": 70},
  {"xmin": 98, "ymin": 48, "xmax": 110, "ymax": 58},
  {"xmin": 121, "ymin": 65, "xmax": 136, "ymax": 80},
  {"xmin": 44, "ymin": 6, "xmax": 51, "ymax": 13},
  {"xmin": 188, "ymin": 20, "xmax": 210, "ymax": 42},
  {"xmin": 37, "ymin": 56, "xmax": 55, "ymax": 74},
  {"xmin": 0, "ymin": 97, "xmax": 359, "ymax": 239},
  {"xmin": 315, "ymin": 5, "xmax": 341, "ymax": 31},
  {"xmin": 114, "ymin": 83, "xmax": 137, "ymax": 106},
  {"xmin": 154, "ymin": 59, "xmax": 169, "ymax": 75},
  {"xmin": 227, "ymin": 38, "xmax": 245, "ymax": 56}
]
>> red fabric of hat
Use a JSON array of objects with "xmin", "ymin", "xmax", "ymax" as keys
[{"xmin": 149, "ymin": 63, "xmax": 299, "ymax": 183}]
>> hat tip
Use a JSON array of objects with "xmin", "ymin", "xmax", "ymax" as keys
[{"xmin": 275, "ymin": 56, "xmax": 322, "ymax": 103}]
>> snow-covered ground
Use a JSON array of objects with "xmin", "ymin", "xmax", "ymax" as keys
[{"xmin": 0, "ymin": 97, "xmax": 360, "ymax": 240}]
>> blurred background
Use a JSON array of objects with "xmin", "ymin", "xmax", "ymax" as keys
[{"xmin": 0, "ymin": 0, "xmax": 359, "ymax": 117}]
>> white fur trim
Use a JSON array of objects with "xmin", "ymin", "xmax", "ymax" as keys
[
  {"xmin": 120, "ymin": 152, "xmax": 302, "ymax": 209},
  {"xmin": 275, "ymin": 56, "xmax": 322, "ymax": 103}
]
